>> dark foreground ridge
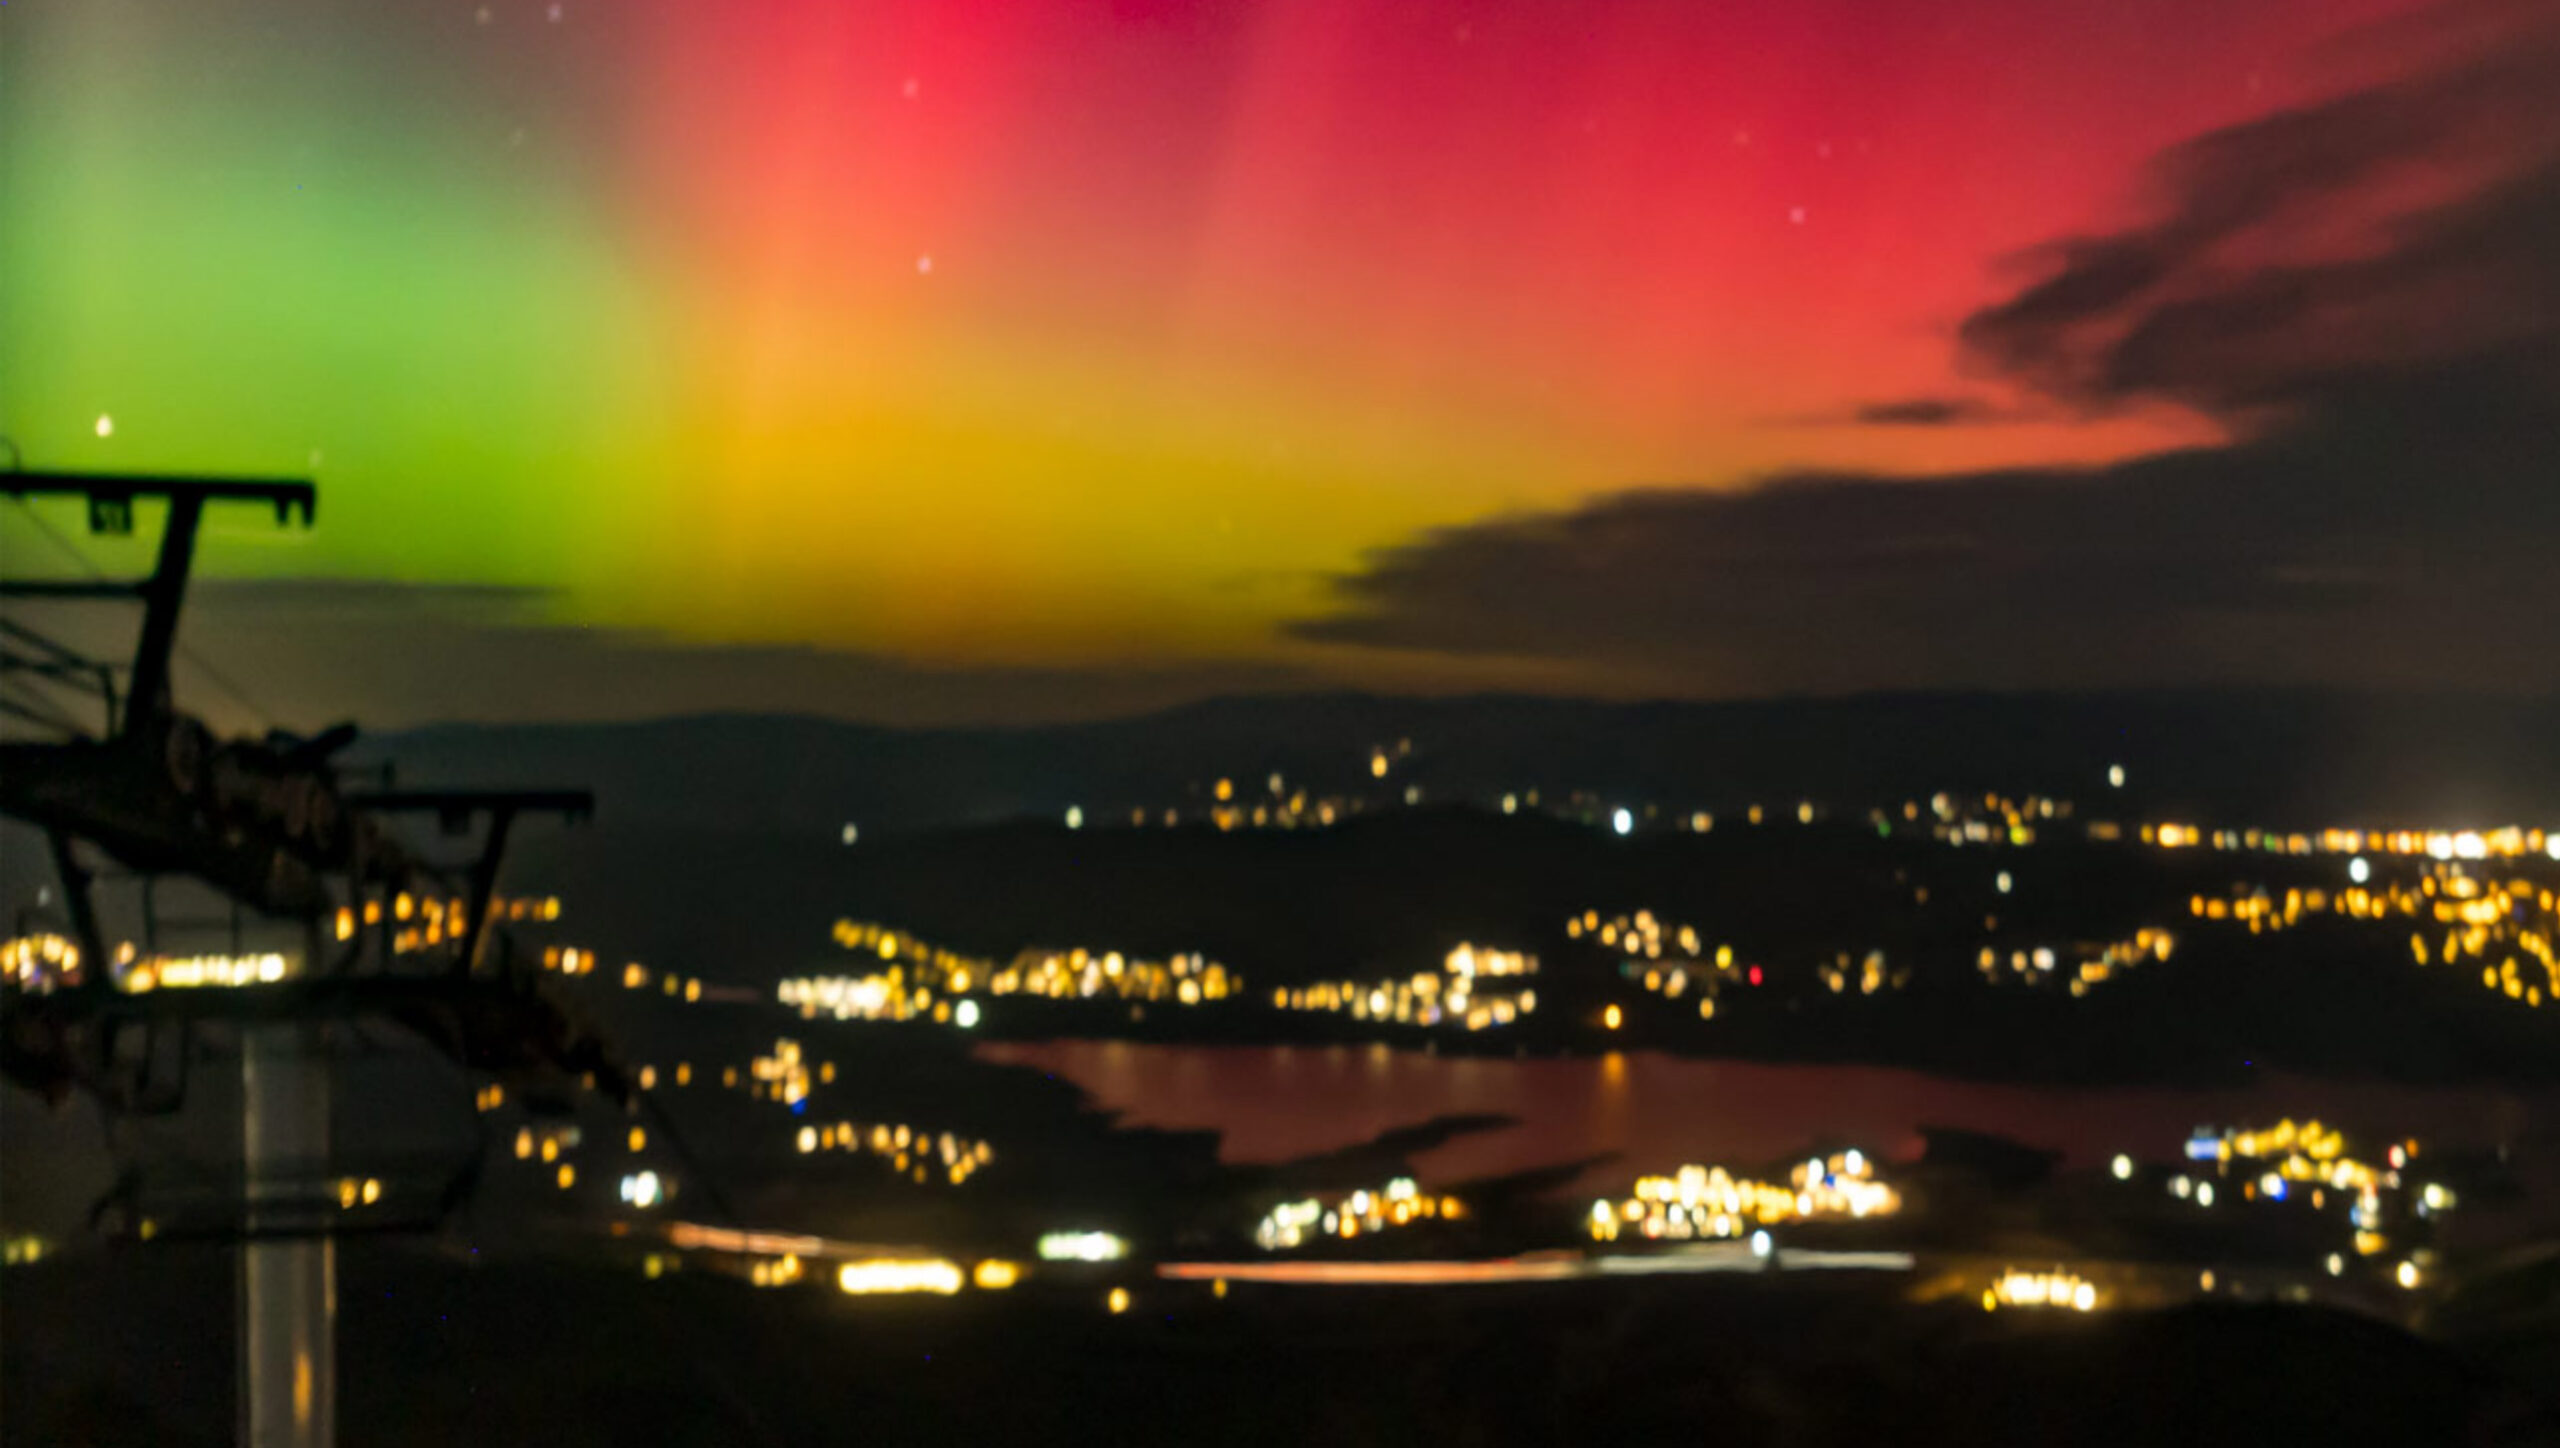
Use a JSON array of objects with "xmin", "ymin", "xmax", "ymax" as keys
[{"xmin": 6, "ymin": 1241, "xmax": 2551, "ymax": 1448}]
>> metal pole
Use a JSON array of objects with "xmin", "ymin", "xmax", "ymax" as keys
[{"xmin": 240, "ymin": 1025, "xmax": 334, "ymax": 1448}]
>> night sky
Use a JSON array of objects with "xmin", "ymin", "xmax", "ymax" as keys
[{"xmin": 2, "ymin": 0, "xmax": 2552, "ymax": 725}]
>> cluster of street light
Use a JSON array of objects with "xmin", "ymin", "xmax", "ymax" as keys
[
  {"xmin": 2188, "ymin": 866, "xmax": 2556, "ymax": 1008},
  {"xmin": 1587, "ymin": 1150, "xmax": 1900, "ymax": 1243},
  {"xmin": 2131, "ymin": 1117, "xmax": 2442, "ymax": 1276},
  {"xmin": 1252, "ymin": 1177, "xmax": 1462, "ymax": 1250},
  {"xmin": 795, "ymin": 1117, "xmax": 994, "ymax": 1188},
  {"xmin": 1975, "ymin": 927, "xmax": 2176, "ymax": 995},
  {"xmin": 783, "ymin": 920, "xmax": 1236, "ymax": 1024},
  {"xmin": 1271, "ymin": 942, "xmax": 1537, "ymax": 1031}
]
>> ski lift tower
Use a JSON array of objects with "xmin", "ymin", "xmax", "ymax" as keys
[{"xmin": 2, "ymin": 472, "xmax": 604, "ymax": 1448}]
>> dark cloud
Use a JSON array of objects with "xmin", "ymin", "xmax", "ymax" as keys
[
  {"xmin": 1292, "ymin": 0, "xmax": 2560, "ymax": 696},
  {"xmin": 1845, "ymin": 397, "xmax": 2009, "ymax": 427}
]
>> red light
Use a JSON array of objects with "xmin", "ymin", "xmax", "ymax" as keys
[{"xmin": 1747, "ymin": 966, "xmax": 1763, "ymax": 986}]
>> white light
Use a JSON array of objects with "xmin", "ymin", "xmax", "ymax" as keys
[
  {"xmin": 2395, "ymin": 1260, "xmax": 2420, "ymax": 1290},
  {"xmin": 1749, "ymin": 1230, "xmax": 1772, "ymax": 1259},
  {"xmin": 2110, "ymin": 1154, "xmax": 2133, "ymax": 1181},
  {"xmin": 1501, "ymin": 794, "xmax": 1517, "ymax": 815},
  {"xmin": 838, "ymin": 1259, "xmax": 963, "ymax": 1296},
  {"xmin": 2107, "ymin": 764, "xmax": 2125, "ymax": 788},
  {"xmin": 93, "ymin": 414, "xmax": 114, "ymax": 438},
  {"xmin": 2325, "ymin": 1253, "xmax": 2344, "ymax": 1277},
  {"xmin": 954, "ymin": 999, "xmax": 980, "ymax": 1029},
  {"xmin": 2348, "ymin": 856, "xmax": 2370, "ymax": 884},
  {"xmin": 1843, "ymin": 1149, "xmax": 1865, "ymax": 1176},
  {"xmin": 619, "ymin": 1171, "xmax": 662, "ymax": 1208},
  {"xmin": 1064, "ymin": 806, "xmax": 1083, "ymax": 830},
  {"xmin": 841, "ymin": 823, "xmax": 859, "ymax": 845},
  {"xmin": 2169, "ymin": 1175, "xmax": 2191, "ymax": 1198},
  {"xmin": 2196, "ymin": 1182, "xmax": 2215, "ymax": 1207},
  {"xmin": 1611, "ymin": 808, "xmax": 1633, "ymax": 836},
  {"xmin": 2546, "ymin": 835, "xmax": 2559, "ymax": 861},
  {"xmin": 2259, "ymin": 1172, "xmax": 2286, "ymax": 1201},
  {"xmin": 1037, "ymin": 1231, "xmax": 1128, "ymax": 1262},
  {"xmin": 1995, "ymin": 871, "xmax": 2012, "ymax": 895},
  {"xmin": 2071, "ymin": 1281, "xmax": 2096, "ymax": 1312}
]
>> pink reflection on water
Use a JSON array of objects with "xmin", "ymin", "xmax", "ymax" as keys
[{"xmin": 979, "ymin": 1041, "xmax": 2560, "ymax": 1206}]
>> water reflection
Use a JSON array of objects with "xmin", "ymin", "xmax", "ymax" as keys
[{"xmin": 977, "ymin": 1041, "xmax": 2556, "ymax": 1202}]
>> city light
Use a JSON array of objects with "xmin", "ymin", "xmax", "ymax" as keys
[
  {"xmin": 1987, "ymin": 1267, "xmax": 2100, "ymax": 1312},
  {"xmin": 1611, "ymin": 808, "xmax": 1634, "ymax": 836},
  {"xmin": 835, "ymin": 1258, "xmax": 964, "ymax": 1296},
  {"xmin": 1275, "ymin": 942, "xmax": 1536, "ymax": 1032},
  {"xmin": 620, "ymin": 1171, "xmax": 663, "ymax": 1208},
  {"xmin": 1039, "ymin": 1231, "xmax": 1129, "ymax": 1262},
  {"xmin": 1253, "ymin": 1178, "xmax": 1460, "ymax": 1250},
  {"xmin": 1588, "ymin": 1152, "xmax": 1899, "ymax": 1243},
  {"xmin": 787, "ymin": 922, "xmax": 1236, "ymax": 1021}
]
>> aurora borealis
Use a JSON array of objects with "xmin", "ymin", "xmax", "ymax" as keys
[{"xmin": 4, "ymin": 0, "xmax": 2555, "ymax": 722}]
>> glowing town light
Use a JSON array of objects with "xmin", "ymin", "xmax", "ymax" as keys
[
  {"xmin": 619, "ymin": 1171, "xmax": 663, "ymax": 1208},
  {"xmin": 555, "ymin": 1163, "xmax": 576, "ymax": 1190},
  {"xmin": 2259, "ymin": 1173, "xmax": 2287, "ymax": 1201},
  {"xmin": 2326, "ymin": 1253, "xmax": 2345, "ymax": 1277},
  {"xmin": 1501, "ymin": 794, "xmax": 1517, "ymax": 815},
  {"xmin": 953, "ymin": 999, "xmax": 980, "ymax": 1029},
  {"xmin": 972, "ymin": 1259, "xmax": 1021, "ymax": 1290},
  {"xmin": 2546, "ymin": 835, "xmax": 2559, "ymax": 861},
  {"xmin": 2110, "ymin": 1154, "xmax": 2134, "ymax": 1181},
  {"xmin": 1107, "ymin": 1286, "xmax": 1131, "ymax": 1314},
  {"xmin": 1602, "ymin": 1004, "xmax": 1623, "ymax": 1030},
  {"xmin": 841, "ymin": 823, "xmax": 859, "ymax": 845},
  {"xmin": 837, "ymin": 1258, "xmax": 963, "ymax": 1296},
  {"xmin": 2396, "ymin": 1260, "xmax": 2421, "ymax": 1289},
  {"xmin": 2348, "ymin": 856, "xmax": 2371, "ymax": 884},
  {"xmin": 1369, "ymin": 751, "xmax": 1389, "ymax": 779},
  {"xmin": 1611, "ymin": 808, "xmax": 1633, "ymax": 836},
  {"xmin": 1995, "ymin": 871, "xmax": 2013, "ymax": 895},
  {"xmin": 2107, "ymin": 764, "xmax": 2125, "ymax": 788},
  {"xmin": 2195, "ymin": 1182, "xmax": 2215, "ymax": 1207},
  {"xmin": 1038, "ymin": 1231, "xmax": 1128, "ymax": 1262},
  {"xmin": 1064, "ymin": 806, "xmax": 1083, "ymax": 830},
  {"xmin": 1749, "ymin": 1230, "xmax": 1772, "ymax": 1259}
]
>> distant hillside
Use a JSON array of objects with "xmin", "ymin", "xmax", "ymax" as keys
[
  {"xmin": 502, "ymin": 806, "xmax": 2560, "ymax": 1087},
  {"xmin": 356, "ymin": 689, "xmax": 2560, "ymax": 838}
]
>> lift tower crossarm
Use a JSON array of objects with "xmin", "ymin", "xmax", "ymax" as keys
[{"xmin": 1, "ymin": 473, "xmax": 316, "ymax": 726}]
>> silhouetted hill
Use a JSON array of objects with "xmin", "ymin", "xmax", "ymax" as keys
[{"xmin": 356, "ymin": 689, "xmax": 2560, "ymax": 837}]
